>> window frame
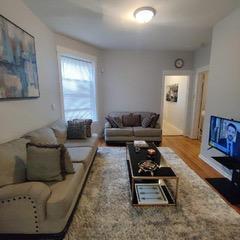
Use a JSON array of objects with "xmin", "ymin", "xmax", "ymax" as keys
[{"xmin": 57, "ymin": 46, "xmax": 98, "ymax": 122}]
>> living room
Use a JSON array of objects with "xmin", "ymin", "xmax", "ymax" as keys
[{"xmin": 0, "ymin": 0, "xmax": 240, "ymax": 239}]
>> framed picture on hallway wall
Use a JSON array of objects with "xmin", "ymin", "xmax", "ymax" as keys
[
  {"xmin": 0, "ymin": 15, "xmax": 40, "ymax": 100},
  {"xmin": 166, "ymin": 84, "xmax": 178, "ymax": 102}
]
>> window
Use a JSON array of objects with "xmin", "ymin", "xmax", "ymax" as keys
[{"xmin": 60, "ymin": 55, "xmax": 97, "ymax": 121}]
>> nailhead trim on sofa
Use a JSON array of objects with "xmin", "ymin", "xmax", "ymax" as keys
[{"xmin": 1, "ymin": 195, "xmax": 39, "ymax": 233}]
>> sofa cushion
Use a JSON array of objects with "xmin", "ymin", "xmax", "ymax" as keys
[
  {"xmin": 0, "ymin": 138, "xmax": 29, "ymax": 187},
  {"xmin": 133, "ymin": 127, "xmax": 162, "ymax": 137},
  {"xmin": 122, "ymin": 114, "xmax": 141, "ymax": 127},
  {"xmin": 105, "ymin": 127, "xmax": 133, "ymax": 137},
  {"xmin": 64, "ymin": 134, "xmax": 98, "ymax": 148},
  {"xmin": 46, "ymin": 163, "xmax": 85, "ymax": 219},
  {"xmin": 24, "ymin": 128, "xmax": 58, "ymax": 145},
  {"xmin": 67, "ymin": 147, "xmax": 93, "ymax": 167},
  {"xmin": 50, "ymin": 119, "xmax": 67, "ymax": 144},
  {"xmin": 26, "ymin": 144, "xmax": 65, "ymax": 182}
]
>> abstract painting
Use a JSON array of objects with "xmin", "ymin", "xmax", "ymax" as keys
[
  {"xmin": 166, "ymin": 84, "xmax": 178, "ymax": 102},
  {"xmin": 0, "ymin": 15, "xmax": 39, "ymax": 99}
]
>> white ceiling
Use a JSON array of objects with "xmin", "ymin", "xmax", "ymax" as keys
[{"xmin": 24, "ymin": 0, "xmax": 239, "ymax": 50}]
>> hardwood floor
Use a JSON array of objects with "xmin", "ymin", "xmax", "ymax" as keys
[
  {"xmin": 98, "ymin": 136, "xmax": 240, "ymax": 213},
  {"xmin": 162, "ymin": 136, "xmax": 221, "ymax": 178}
]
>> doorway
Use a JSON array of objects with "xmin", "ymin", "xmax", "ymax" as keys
[{"xmin": 162, "ymin": 75, "xmax": 190, "ymax": 136}]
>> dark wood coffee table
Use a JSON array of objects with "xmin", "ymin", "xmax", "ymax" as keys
[{"xmin": 126, "ymin": 142, "xmax": 179, "ymax": 206}]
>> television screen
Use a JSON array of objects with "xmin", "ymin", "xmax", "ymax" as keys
[{"xmin": 209, "ymin": 116, "xmax": 240, "ymax": 157}]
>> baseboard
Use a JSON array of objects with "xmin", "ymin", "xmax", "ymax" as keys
[{"xmin": 198, "ymin": 154, "xmax": 232, "ymax": 180}]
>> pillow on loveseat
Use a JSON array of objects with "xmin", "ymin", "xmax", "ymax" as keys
[
  {"xmin": 106, "ymin": 116, "xmax": 123, "ymax": 128},
  {"xmin": 26, "ymin": 143, "xmax": 66, "ymax": 181},
  {"xmin": 122, "ymin": 113, "xmax": 141, "ymax": 127}
]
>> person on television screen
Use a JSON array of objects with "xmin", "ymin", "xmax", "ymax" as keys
[{"xmin": 219, "ymin": 123, "xmax": 240, "ymax": 157}]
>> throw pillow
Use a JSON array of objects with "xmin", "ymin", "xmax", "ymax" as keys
[
  {"xmin": 50, "ymin": 119, "xmax": 67, "ymax": 144},
  {"xmin": 112, "ymin": 117, "xmax": 123, "ymax": 128},
  {"xmin": 122, "ymin": 113, "xmax": 141, "ymax": 127},
  {"xmin": 26, "ymin": 143, "xmax": 65, "ymax": 182},
  {"xmin": 0, "ymin": 138, "xmax": 30, "ymax": 188},
  {"xmin": 24, "ymin": 128, "xmax": 58, "ymax": 145},
  {"xmin": 64, "ymin": 147, "xmax": 75, "ymax": 174},
  {"xmin": 72, "ymin": 119, "xmax": 93, "ymax": 137},
  {"xmin": 142, "ymin": 114, "xmax": 155, "ymax": 128},
  {"xmin": 67, "ymin": 120, "xmax": 87, "ymax": 139},
  {"xmin": 150, "ymin": 114, "xmax": 160, "ymax": 128},
  {"xmin": 105, "ymin": 116, "xmax": 118, "ymax": 128}
]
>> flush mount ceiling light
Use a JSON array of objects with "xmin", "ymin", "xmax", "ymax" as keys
[{"xmin": 134, "ymin": 7, "xmax": 156, "ymax": 23}]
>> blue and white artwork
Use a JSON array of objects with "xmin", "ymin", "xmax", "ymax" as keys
[{"xmin": 0, "ymin": 15, "xmax": 39, "ymax": 99}]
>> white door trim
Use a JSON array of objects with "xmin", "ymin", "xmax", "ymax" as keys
[
  {"xmin": 161, "ymin": 70, "xmax": 194, "ymax": 137},
  {"xmin": 190, "ymin": 65, "xmax": 209, "ymax": 139}
]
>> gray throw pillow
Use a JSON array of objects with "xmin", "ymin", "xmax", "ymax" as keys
[
  {"xmin": 112, "ymin": 117, "xmax": 123, "ymax": 128},
  {"xmin": 142, "ymin": 115, "xmax": 155, "ymax": 128},
  {"xmin": 67, "ymin": 120, "xmax": 87, "ymax": 139},
  {"xmin": 105, "ymin": 116, "xmax": 118, "ymax": 128},
  {"xmin": 72, "ymin": 119, "xmax": 93, "ymax": 137},
  {"xmin": 122, "ymin": 113, "xmax": 141, "ymax": 127},
  {"xmin": 150, "ymin": 114, "xmax": 160, "ymax": 128},
  {"xmin": 26, "ymin": 143, "xmax": 65, "ymax": 182}
]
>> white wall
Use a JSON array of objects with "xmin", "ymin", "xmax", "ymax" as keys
[
  {"xmin": 54, "ymin": 33, "xmax": 104, "ymax": 134},
  {"xmin": 102, "ymin": 50, "xmax": 193, "ymax": 118},
  {"xmin": 0, "ymin": 0, "xmax": 61, "ymax": 143},
  {"xmin": 193, "ymin": 44, "xmax": 211, "ymax": 70},
  {"xmin": 163, "ymin": 76, "xmax": 189, "ymax": 134},
  {"xmin": 200, "ymin": 8, "xmax": 240, "ymax": 178}
]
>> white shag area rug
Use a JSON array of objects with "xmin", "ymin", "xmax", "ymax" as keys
[{"xmin": 64, "ymin": 147, "xmax": 240, "ymax": 240}]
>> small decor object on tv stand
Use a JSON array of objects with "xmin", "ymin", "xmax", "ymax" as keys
[{"xmin": 0, "ymin": 15, "xmax": 39, "ymax": 100}]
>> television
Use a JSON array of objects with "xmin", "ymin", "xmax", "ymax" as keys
[{"xmin": 209, "ymin": 116, "xmax": 240, "ymax": 157}]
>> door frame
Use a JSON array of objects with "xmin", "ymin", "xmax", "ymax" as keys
[
  {"xmin": 161, "ymin": 70, "xmax": 193, "ymax": 136},
  {"xmin": 190, "ymin": 65, "xmax": 209, "ymax": 139}
]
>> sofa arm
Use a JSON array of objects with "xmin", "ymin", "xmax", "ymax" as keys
[
  {"xmin": 0, "ymin": 182, "xmax": 51, "ymax": 233},
  {"xmin": 155, "ymin": 122, "xmax": 161, "ymax": 129},
  {"xmin": 104, "ymin": 121, "xmax": 111, "ymax": 129}
]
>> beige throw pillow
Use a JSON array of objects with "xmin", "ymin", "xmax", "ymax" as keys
[
  {"xmin": 0, "ymin": 138, "xmax": 29, "ymax": 187},
  {"xmin": 25, "ymin": 128, "xmax": 58, "ymax": 145},
  {"xmin": 50, "ymin": 120, "xmax": 67, "ymax": 144},
  {"xmin": 26, "ymin": 144, "xmax": 65, "ymax": 182}
]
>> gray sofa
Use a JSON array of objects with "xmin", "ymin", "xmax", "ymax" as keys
[
  {"xmin": 104, "ymin": 112, "xmax": 162, "ymax": 145},
  {"xmin": 0, "ymin": 119, "xmax": 98, "ymax": 238}
]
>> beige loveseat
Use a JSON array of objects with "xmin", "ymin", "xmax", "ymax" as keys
[
  {"xmin": 104, "ymin": 112, "xmax": 162, "ymax": 145},
  {"xmin": 0, "ymin": 119, "xmax": 98, "ymax": 238}
]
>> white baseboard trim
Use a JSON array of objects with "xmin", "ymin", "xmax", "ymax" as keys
[{"xmin": 198, "ymin": 154, "xmax": 232, "ymax": 180}]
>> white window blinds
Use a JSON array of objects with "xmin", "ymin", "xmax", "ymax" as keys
[{"xmin": 60, "ymin": 56, "xmax": 97, "ymax": 121}]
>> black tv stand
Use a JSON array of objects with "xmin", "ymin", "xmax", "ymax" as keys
[{"xmin": 206, "ymin": 156, "xmax": 240, "ymax": 205}]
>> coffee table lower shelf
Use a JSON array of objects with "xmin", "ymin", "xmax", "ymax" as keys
[{"xmin": 127, "ymin": 160, "xmax": 178, "ymax": 207}]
